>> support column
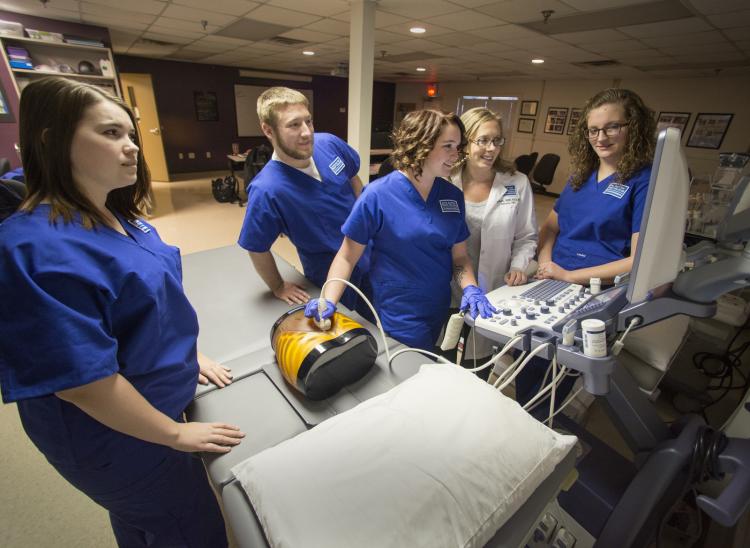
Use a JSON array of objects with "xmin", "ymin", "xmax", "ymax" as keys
[{"xmin": 347, "ymin": 0, "xmax": 376, "ymax": 183}]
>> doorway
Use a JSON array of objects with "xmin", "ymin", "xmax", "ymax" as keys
[{"xmin": 119, "ymin": 73, "xmax": 170, "ymax": 182}]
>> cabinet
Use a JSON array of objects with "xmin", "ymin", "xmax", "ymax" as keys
[{"xmin": 0, "ymin": 35, "xmax": 120, "ymax": 98}]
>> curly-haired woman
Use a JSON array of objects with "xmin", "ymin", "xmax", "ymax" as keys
[
  {"xmin": 305, "ymin": 109, "xmax": 496, "ymax": 350},
  {"xmin": 535, "ymin": 88, "xmax": 656, "ymax": 284},
  {"xmin": 518, "ymin": 88, "xmax": 656, "ymax": 412}
]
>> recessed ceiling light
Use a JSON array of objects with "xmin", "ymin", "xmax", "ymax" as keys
[
  {"xmin": 302, "ymin": 50, "xmax": 315, "ymax": 56},
  {"xmin": 531, "ymin": 58, "xmax": 545, "ymax": 64},
  {"xmin": 410, "ymin": 26, "xmax": 426, "ymax": 34},
  {"xmin": 416, "ymin": 67, "xmax": 426, "ymax": 72}
]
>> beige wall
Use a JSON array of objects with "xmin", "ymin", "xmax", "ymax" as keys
[{"xmin": 395, "ymin": 76, "xmax": 750, "ymax": 194}]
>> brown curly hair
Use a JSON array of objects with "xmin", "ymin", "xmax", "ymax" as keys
[
  {"xmin": 458, "ymin": 107, "xmax": 514, "ymax": 174},
  {"xmin": 390, "ymin": 110, "xmax": 465, "ymax": 179},
  {"xmin": 568, "ymin": 88, "xmax": 656, "ymax": 190}
]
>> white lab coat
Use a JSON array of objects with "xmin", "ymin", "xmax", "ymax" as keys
[{"xmin": 450, "ymin": 169, "xmax": 539, "ymax": 358}]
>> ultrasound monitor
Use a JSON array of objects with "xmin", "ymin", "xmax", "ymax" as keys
[{"xmin": 627, "ymin": 127, "xmax": 690, "ymax": 304}]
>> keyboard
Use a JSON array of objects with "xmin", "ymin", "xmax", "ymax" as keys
[{"xmin": 474, "ymin": 279, "xmax": 592, "ymax": 340}]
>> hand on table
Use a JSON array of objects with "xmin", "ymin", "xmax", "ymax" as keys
[
  {"xmin": 273, "ymin": 281, "xmax": 310, "ymax": 305},
  {"xmin": 535, "ymin": 261, "xmax": 571, "ymax": 282},
  {"xmin": 198, "ymin": 354, "xmax": 233, "ymax": 388},
  {"xmin": 173, "ymin": 422, "xmax": 244, "ymax": 453},
  {"xmin": 461, "ymin": 285, "xmax": 498, "ymax": 319}
]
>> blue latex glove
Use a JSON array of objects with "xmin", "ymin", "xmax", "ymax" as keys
[
  {"xmin": 460, "ymin": 285, "xmax": 498, "ymax": 319},
  {"xmin": 304, "ymin": 298, "xmax": 336, "ymax": 322}
]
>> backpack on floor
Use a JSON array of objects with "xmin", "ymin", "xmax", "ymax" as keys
[{"xmin": 211, "ymin": 175, "xmax": 243, "ymax": 205}]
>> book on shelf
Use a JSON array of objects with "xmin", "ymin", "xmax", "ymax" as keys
[{"xmin": 63, "ymin": 35, "xmax": 104, "ymax": 47}]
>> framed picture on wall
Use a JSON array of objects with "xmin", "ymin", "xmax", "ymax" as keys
[
  {"xmin": 520, "ymin": 100, "xmax": 538, "ymax": 116},
  {"xmin": 0, "ymin": 81, "xmax": 14, "ymax": 123},
  {"xmin": 687, "ymin": 113, "xmax": 733, "ymax": 149},
  {"xmin": 566, "ymin": 108, "xmax": 582, "ymax": 135},
  {"xmin": 656, "ymin": 111, "xmax": 691, "ymax": 137},
  {"xmin": 517, "ymin": 117, "xmax": 535, "ymax": 134},
  {"xmin": 194, "ymin": 91, "xmax": 219, "ymax": 122},
  {"xmin": 544, "ymin": 107, "xmax": 568, "ymax": 135}
]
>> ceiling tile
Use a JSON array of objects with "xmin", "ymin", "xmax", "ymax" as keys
[
  {"xmin": 153, "ymin": 16, "xmax": 220, "ymax": 33},
  {"xmin": 303, "ymin": 18, "xmax": 350, "ymax": 35},
  {"xmin": 187, "ymin": 39, "xmax": 235, "ymax": 53},
  {"xmin": 423, "ymin": 10, "xmax": 507, "ymax": 31},
  {"xmin": 618, "ymin": 17, "xmax": 712, "ymax": 38},
  {"xmin": 470, "ymin": 24, "xmax": 544, "ymax": 41},
  {"xmin": 707, "ymin": 10, "xmax": 750, "ymax": 29},
  {"xmin": 640, "ymin": 31, "xmax": 728, "ymax": 48},
  {"xmin": 109, "ymin": 29, "xmax": 140, "ymax": 49},
  {"xmin": 81, "ymin": 2, "xmax": 157, "ymax": 23},
  {"xmin": 658, "ymin": 42, "xmax": 739, "ymax": 56},
  {"xmin": 278, "ymin": 28, "xmax": 339, "ymax": 43},
  {"xmin": 161, "ymin": 5, "xmax": 236, "ymax": 26},
  {"xmin": 380, "ymin": 21, "xmax": 456, "ymax": 38},
  {"xmin": 83, "ymin": 0, "xmax": 166, "ymax": 14},
  {"xmin": 266, "ymin": 0, "xmax": 349, "ymax": 17},
  {"xmin": 687, "ymin": 0, "xmax": 750, "ymax": 16},
  {"xmin": 376, "ymin": 0, "xmax": 466, "ymax": 20},
  {"xmin": 148, "ymin": 25, "xmax": 205, "ymax": 39},
  {"xmin": 555, "ymin": 28, "xmax": 630, "ymax": 44},
  {"xmin": 424, "ymin": 32, "xmax": 475, "ymax": 48},
  {"xmin": 244, "ymin": 4, "xmax": 322, "ymax": 26},
  {"xmin": 579, "ymin": 39, "xmax": 649, "ymax": 54},
  {"xmin": 723, "ymin": 27, "xmax": 750, "ymax": 41},
  {"xmin": 474, "ymin": 0, "xmax": 578, "ymax": 24},
  {"xmin": 174, "ymin": 0, "xmax": 258, "ymax": 17},
  {"xmin": 82, "ymin": 15, "xmax": 151, "ymax": 32},
  {"xmin": 374, "ymin": 29, "xmax": 408, "ymax": 44},
  {"xmin": 562, "ymin": 0, "xmax": 659, "ymax": 8},
  {"xmin": 142, "ymin": 31, "xmax": 194, "ymax": 45}
]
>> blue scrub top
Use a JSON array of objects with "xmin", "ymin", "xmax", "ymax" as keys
[
  {"xmin": 0, "ymin": 206, "xmax": 199, "ymax": 482},
  {"xmin": 238, "ymin": 133, "xmax": 364, "ymax": 288},
  {"xmin": 343, "ymin": 171, "xmax": 470, "ymax": 349},
  {"xmin": 553, "ymin": 166, "xmax": 651, "ymax": 270}
]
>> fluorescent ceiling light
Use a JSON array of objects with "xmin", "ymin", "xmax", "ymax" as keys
[
  {"xmin": 302, "ymin": 50, "xmax": 315, "ymax": 56},
  {"xmin": 531, "ymin": 58, "xmax": 545, "ymax": 64},
  {"xmin": 410, "ymin": 26, "xmax": 426, "ymax": 34},
  {"xmin": 416, "ymin": 66, "xmax": 426, "ymax": 72}
]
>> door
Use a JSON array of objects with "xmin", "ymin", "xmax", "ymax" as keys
[{"xmin": 119, "ymin": 73, "xmax": 170, "ymax": 182}]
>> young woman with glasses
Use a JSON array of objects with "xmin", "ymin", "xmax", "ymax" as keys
[
  {"xmin": 447, "ymin": 107, "xmax": 538, "ymax": 368},
  {"xmin": 518, "ymin": 88, "xmax": 657, "ymax": 414}
]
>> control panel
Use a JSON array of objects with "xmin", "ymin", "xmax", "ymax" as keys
[{"xmin": 475, "ymin": 279, "xmax": 592, "ymax": 339}]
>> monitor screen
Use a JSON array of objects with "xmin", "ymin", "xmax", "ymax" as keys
[{"xmin": 627, "ymin": 127, "xmax": 690, "ymax": 303}]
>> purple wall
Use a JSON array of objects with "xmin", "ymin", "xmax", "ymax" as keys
[
  {"xmin": 0, "ymin": 10, "xmax": 112, "ymax": 169},
  {"xmin": 115, "ymin": 55, "xmax": 395, "ymax": 173}
]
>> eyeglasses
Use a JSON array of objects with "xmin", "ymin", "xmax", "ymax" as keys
[
  {"xmin": 471, "ymin": 137, "xmax": 505, "ymax": 148},
  {"xmin": 585, "ymin": 122, "xmax": 628, "ymax": 140}
]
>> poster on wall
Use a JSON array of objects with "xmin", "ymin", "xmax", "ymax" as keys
[
  {"xmin": 544, "ymin": 107, "xmax": 568, "ymax": 135},
  {"xmin": 566, "ymin": 108, "xmax": 582, "ymax": 135},
  {"xmin": 194, "ymin": 91, "xmax": 219, "ymax": 121},
  {"xmin": 656, "ymin": 111, "xmax": 691, "ymax": 137},
  {"xmin": 517, "ymin": 118, "xmax": 535, "ymax": 134},
  {"xmin": 0, "ymin": 81, "xmax": 14, "ymax": 122},
  {"xmin": 520, "ymin": 100, "xmax": 538, "ymax": 116},
  {"xmin": 687, "ymin": 113, "xmax": 733, "ymax": 149}
]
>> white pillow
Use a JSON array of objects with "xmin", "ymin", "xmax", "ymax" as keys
[
  {"xmin": 623, "ymin": 315, "xmax": 690, "ymax": 372},
  {"xmin": 231, "ymin": 363, "xmax": 576, "ymax": 548}
]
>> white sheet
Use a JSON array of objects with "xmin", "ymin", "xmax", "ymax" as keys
[{"xmin": 231, "ymin": 363, "xmax": 576, "ymax": 548}]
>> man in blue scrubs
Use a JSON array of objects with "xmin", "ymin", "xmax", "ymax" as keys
[{"xmin": 238, "ymin": 87, "xmax": 367, "ymax": 309}]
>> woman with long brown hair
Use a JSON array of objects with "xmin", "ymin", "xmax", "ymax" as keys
[{"xmin": 0, "ymin": 78, "xmax": 242, "ymax": 546}]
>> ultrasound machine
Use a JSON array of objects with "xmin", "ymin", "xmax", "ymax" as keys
[{"xmin": 466, "ymin": 127, "xmax": 750, "ymax": 546}]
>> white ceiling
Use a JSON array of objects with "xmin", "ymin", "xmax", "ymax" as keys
[{"xmin": 2, "ymin": 0, "xmax": 749, "ymax": 81}]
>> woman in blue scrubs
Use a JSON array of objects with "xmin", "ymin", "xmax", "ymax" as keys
[
  {"xmin": 306, "ymin": 110, "xmax": 496, "ymax": 350},
  {"xmin": 518, "ymin": 88, "xmax": 657, "ymax": 411},
  {"xmin": 0, "ymin": 78, "xmax": 243, "ymax": 546}
]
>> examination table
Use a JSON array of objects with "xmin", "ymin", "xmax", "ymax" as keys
[{"xmin": 183, "ymin": 245, "xmax": 576, "ymax": 547}]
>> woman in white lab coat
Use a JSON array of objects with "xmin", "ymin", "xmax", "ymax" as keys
[{"xmin": 449, "ymin": 107, "xmax": 538, "ymax": 363}]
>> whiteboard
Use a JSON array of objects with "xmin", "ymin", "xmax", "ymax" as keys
[{"xmin": 234, "ymin": 85, "xmax": 313, "ymax": 137}]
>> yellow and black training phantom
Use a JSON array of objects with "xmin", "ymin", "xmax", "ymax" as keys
[{"xmin": 270, "ymin": 305, "xmax": 377, "ymax": 400}]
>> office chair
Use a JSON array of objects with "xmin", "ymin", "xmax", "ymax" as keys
[
  {"xmin": 530, "ymin": 153, "xmax": 560, "ymax": 194},
  {"xmin": 0, "ymin": 178, "xmax": 26, "ymax": 222},
  {"xmin": 514, "ymin": 152, "xmax": 538, "ymax": 176}
]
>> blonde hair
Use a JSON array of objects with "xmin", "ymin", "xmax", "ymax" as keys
[
  {"xmin": 257, "ymin": 87, "xmax": 309, "ymax": 127},
  {"xmin": 459, "ymin": 107, "xmax": 514, "ymax": 174}
]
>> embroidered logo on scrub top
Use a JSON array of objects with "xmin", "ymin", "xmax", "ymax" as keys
[
  {"xmin": 329, "ymin": 156, "xmax": 345, "ymax": 175},
  {"xmin": 603, "ymin": 182, "xmax": 630, "ymax": 199},
  {"xmin": 128, "ymin": 219, "xmax": 151, "ymax": 233},
  {"xmin": 501, "ymin": 185, "xmax": 520, "ymax": 204},
  {"xmin": 439, "ymin": 199, "xmax": 460, "ymax": 213}
]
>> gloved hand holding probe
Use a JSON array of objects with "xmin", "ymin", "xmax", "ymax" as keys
[{"xmin": 304, "ymin": 298, "xmax": 336, "ymax": 322}]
